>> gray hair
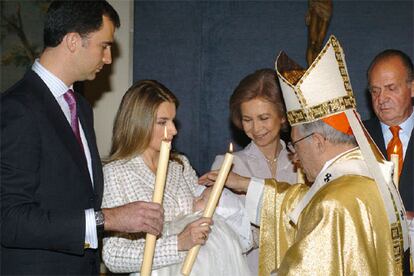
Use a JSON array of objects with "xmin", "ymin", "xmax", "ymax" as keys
[
  {"xmin": 296, "ymin": 120, "xmax": 357, "ymax": 146},
  {"xmin": 367, "ymin": 49, "xmax": 413, "ymax": 82}
]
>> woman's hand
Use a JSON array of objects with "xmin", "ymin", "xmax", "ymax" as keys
[
  {"xmin": 199, "ymin": 171, "xmax": 250, "ymax": 193},
  {"xmin": 177, "ymin": 217, "xmax": 213, "ymax": 251}
]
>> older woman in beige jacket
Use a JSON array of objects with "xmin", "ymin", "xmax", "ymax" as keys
[{"xmin": 211, "ymin": 69, "xmax": 298, "ymax": 275}]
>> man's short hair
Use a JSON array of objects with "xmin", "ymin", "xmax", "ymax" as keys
[
  {"xmin": 44, "ymin": 0, "xmax": 120, "ymax": 48},
  {"xmin": 296, "ymin": 120, "xmax": 357, "ymax": 146},
  {"xmin": 367, "ymin": 49, "xmax": 414, "ymax": 82}
]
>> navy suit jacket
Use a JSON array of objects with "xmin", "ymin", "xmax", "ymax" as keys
[
  {"xmin": 1, "ymin": 70, "xmax": 104, "ymax": 275},
  {"xmin": 364, "ymin": 117, "xmax": 414, "ymax": 210}
]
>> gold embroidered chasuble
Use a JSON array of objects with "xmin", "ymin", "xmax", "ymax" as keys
[{"xmin": 259, "ymin": 149, "xmax": 403, "ymax": 275}]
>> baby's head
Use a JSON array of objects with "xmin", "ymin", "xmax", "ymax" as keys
[{"xmin": 193, "ymin": 187, "xmax": 212, "ymax": 211}]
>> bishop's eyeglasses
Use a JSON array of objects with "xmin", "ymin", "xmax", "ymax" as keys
[{"xmin": 287, "ymin": 132, "xmax": 315, "ymax": 153}]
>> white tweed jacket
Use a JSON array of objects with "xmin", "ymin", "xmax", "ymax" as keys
[{"xmin": 101, "ymin": 154, "xmax": 198, "ymax": 273}]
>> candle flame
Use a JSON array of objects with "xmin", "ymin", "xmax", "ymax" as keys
[
  {"xmin": 229, "ymin": 143, "xmax": 233, "ymax": 153},
  {"xmin": 164, "ymin": 126, "xmax": 167, "ymax": 139}
]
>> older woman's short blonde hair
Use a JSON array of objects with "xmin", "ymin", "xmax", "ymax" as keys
[{"xmin": 230, "ymin": 69, "xmax": 288, "ymax": 131}]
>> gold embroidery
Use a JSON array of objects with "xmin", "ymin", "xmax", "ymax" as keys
[
  {"xmin": 259, "ymin": 180, "xmax": 277, "ymax": 275},
  {"xmin": 391, "ymin": 223, "xmax": 402, "ymax": 263},
  {"xmin": 287, "ymin": 95, "xmax": 356, "ymax": 124},
  {"xmin": 331, "ymin": 37, "xmax": 354, "ymax": 97}
]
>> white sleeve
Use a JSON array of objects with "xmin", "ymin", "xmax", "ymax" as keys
[
  {"xmin": 245, "ymin": 177, "xmax": 265, "ymax": 226},
  {"xmin": 84, "ymin": 208, "xmax": 98, "ymax": 248},
  {"xmin": 212, "ymin": 154, "xmax": 251, "ymax": 177},
  {"xmin": 211, "ymin": 154, "xmax": 224, "ymax": 170},
  {"xmin": 215, "ymin": 188, "xmax": 253, "ymax": 252}
]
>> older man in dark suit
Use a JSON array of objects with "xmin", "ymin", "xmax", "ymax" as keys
[
  {"xmin": 364, "ymin": 49, "xmax": 414, "ymax": 275},
  {"xmin": 1, "ymin": 1, "xmax": 163, "ymax": 275}
]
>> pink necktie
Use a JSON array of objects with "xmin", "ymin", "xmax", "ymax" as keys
[{"xmin": 63, "ymin": 89, "xmax": 84, "ymax": 153}]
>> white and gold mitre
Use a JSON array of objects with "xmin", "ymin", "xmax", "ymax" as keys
[{"xmin": 275, "ymin": 35, "xmax": 356, "ymax": 126}]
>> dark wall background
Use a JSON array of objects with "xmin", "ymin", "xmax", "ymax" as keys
[{"xmin": 133, "ymin": 0, "xmax": 413, "ymax": 174}]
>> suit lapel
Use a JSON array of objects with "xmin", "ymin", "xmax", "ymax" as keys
[
  {"xmin": 30, "ymin": 72, "xmax": 92, "ymax": 187},
  {"xmin": 77, "ymin": 97, "xmax": 103, "ymax": 204},
  {"xmin": 365, "ymin": 117, "xmax": 387, "ymax": 157},
  {"xmin": 399, "ymin": 127, "xmax": 414, "ymax": 210}
]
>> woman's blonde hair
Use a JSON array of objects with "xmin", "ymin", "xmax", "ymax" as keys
[
  {"xmin": 108, "ymin": 80, "xmax": 179, "ymax": 162},
  {"xmin": 230, "ymin": 69, "xmax": 288, "ymax": 131}
]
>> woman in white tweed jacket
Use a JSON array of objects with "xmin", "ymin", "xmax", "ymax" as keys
[{"xmin": 101, "ymin": 80, "xmax": 251, "ymax": 275}]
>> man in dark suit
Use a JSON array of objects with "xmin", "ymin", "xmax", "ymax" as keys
[
  {"xmin": 364, "ymin": 49, "xmax": 414, "ymax": 274},
  {"xmin": 1, "ymin": 1, "xmax": 163, "ymax": 275}
]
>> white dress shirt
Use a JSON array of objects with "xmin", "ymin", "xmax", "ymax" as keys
[
  {"xmin": 381, "ymin": 110, "xmax": 414, "ymax": 159},
  {"xmin": 32, "ymin": 60, "xmax": 98, "ymax": 249}
]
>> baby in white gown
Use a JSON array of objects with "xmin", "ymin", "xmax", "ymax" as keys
[{"xmin": 142, "ymin": 187, "xmax": 252, "ymax": 276}]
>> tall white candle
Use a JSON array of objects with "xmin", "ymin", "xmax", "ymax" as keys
[
  {"xmin": 181, "ymin": 143, "xmax": 234, "ymax": 276},
  {"xmin": 141, "ymin": 127, "xmax": 171, "ymax": 276}
]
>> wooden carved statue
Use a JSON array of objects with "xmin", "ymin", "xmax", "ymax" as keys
[{"xmin": 305, "ymin": 0, "xmax": 333, "ymax": 66}]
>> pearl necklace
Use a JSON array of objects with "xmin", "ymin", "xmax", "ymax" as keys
[
  {"xmin": 265, "ymin": 155, "xmax": 278, "ymax": 178},
  {"xmin": 264, "ymin": 156, "xmax": 278, "ymax": 164},
  {"xmin": 263, "ymin": 144, "xmax": 281, "ymax": 178}
]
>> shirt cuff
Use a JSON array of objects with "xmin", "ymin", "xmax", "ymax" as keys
[
  {"xmin": 85, "ymin": 208, "xmax": 98, "ymax": 249},
  {"xmin": 245, "ymin": 177, "xmax": 265, "ymax": 226}
]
